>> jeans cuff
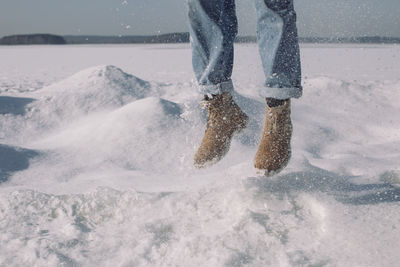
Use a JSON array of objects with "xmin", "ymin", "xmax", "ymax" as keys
[
  {"xmin": 198, "ymin": 80, "xmax": 234, "ymax": 95},
  {"xmin": 259, "ymin": 86, "xmax": 302, "ymax": 100}
]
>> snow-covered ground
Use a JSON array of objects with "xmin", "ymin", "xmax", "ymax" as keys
[{"xmin": 0, "ymin": 43, "xmax": 399, "ymax": 266}]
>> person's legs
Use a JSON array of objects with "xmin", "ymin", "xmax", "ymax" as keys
[
  {"xmin": 254, "ymin": 0, "xmax": 301, "ymax": 174},
  {"xmin": 188, "ymin": 0, "xmax": 238, "ymax": 95},
  {"xmin": 255, "ymin": 0, "xmax": 302, "ymax": 99},
  {"xmin": 188, "ymin": 0, "xmax": 248, "ymax": 168}
]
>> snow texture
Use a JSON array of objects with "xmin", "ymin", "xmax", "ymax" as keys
[{"xmin": 0, "ymin": 44, "xmax": 400, "ymax": 266}]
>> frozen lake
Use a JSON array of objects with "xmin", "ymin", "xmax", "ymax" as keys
[{"xmin": 1, "ymin": 44, "xmax": 399, "ymax": 266}]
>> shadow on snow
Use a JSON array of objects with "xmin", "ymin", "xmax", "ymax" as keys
[
  {"xmin": 0, "ymin": 96, "xmax": 35, "ymax": 115},
  {"xmin": 247, "ymin": 161, "xmax": 400, "ymax": 205},
  {"xmin": 0, "ymin": 144, "xmax": 40, "ymax": 183}
]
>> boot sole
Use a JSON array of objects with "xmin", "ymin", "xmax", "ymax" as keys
[{"xmin": 255, "ymin": 149, "xmax": 291, "ymax": 177}]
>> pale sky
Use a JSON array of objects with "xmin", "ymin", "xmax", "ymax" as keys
[{"xmin": 1, "ymin": 0, "xmax": 399, "ymax": 38}]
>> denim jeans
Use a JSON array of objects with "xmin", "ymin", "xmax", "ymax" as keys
[{"xmin": 188, "ymin": 0, "xmax": 302, "ymax": 99}]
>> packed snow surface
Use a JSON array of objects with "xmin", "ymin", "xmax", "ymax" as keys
[{"xmin": 1, "ymin": 44, "xmax": 400, "ymax": 266}]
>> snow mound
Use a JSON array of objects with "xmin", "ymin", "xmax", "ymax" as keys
[
  {"xmin": 36, "ymin": 97, "xmax": 189, "ymax": 173},
  {"xmin": 42, "ymin": 64, "xmax": 153, "ymax": 99},
  {"xmin": 291, "ymin": 76, "xmax": 400, "ymax": 177},
  {"xmin": 34, "ymin": 65, "xmax": 160, "ymax": 121},
  {"xmin": 1, "ymin": 66, "xmax": 165, "ymax": 143},
  {"xmin": 2, "ymin": 175, "xmax": 399, "ymax": 266},
  {"xmin": 2, "ymin": 45, "xmax": 400, "ymax": 266}
]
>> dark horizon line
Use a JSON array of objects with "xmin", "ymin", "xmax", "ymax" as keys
[
  {"xmin": 2, "ymin": 32, "xmax": 400, "ymax": 45},
  {"xmin": 2, "ymin": 32, "xmax": 400, "ymax": 39}
]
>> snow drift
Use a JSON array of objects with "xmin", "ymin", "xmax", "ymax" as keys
[{"xmin": 1, "ymin": 44, "xmax": 400, "ymax": 266}]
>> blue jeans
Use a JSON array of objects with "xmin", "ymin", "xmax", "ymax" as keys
[{"xmin": 188, "ymin": 0, "xmax": 302, "ymax": 99}]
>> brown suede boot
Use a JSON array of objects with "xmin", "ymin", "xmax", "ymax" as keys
[
  {"xmin": 254, "ymin": 99, "xmax": 292, "ymax": 175},
  {"xmin": 194, "ymin": 92, "xmax": 248, "ymax": 168}
]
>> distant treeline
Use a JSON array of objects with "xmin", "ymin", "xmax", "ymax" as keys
[
  {"xmin": 1, "ymin": 33, "xmax": 400, "ymax": 45},
  {"xmin": 0, "ymin": 34, "xmax": 66, "ymax": 45},
  {"xmin": 64, "ymin": 32, "xmax": 400, "ymax": 44},
  {"xmin": 64, "ymin": 32, "xmax": 190, "ymax": 44},
  {"xmin": 299, "ymin": 36, "xmax": 400, "ymax": 44},
  {"xmin": 237, "ymin": 36, "xmax": 400, "ymax": 44},
  {"xmin": 61, "ymin": 34, "xmax": 400, "ymax": 44}
]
